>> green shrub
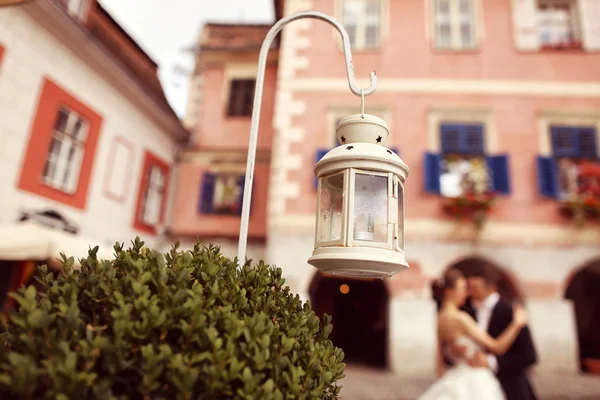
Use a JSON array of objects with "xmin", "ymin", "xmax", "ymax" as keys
[{"xmin": 0, "ymin": 239, "xmax": 345, "ymax": 399}]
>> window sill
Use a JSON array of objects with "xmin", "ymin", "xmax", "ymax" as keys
[
  {"xmin": 225, "ymin": 115, "xmax": 252, "ymax": 120},
  {"xmin": 431, "ymin": 47, "xmax": 480, "ymax": 54},
  {"xmin": 200, "ymin": 210, "xmax": 242, "ymax": 217},
  {"xmin": 337, "ymin": 43, "xmax": 382, "ymax": 54},
  {"xmin": 540, "ymin": 43, "xmax": 583, "ymax": 52},
  {"xmin": 41, "ymin": 180, "xmax": 77, "ymax": 196},
  {"xmin": 351, "ymin": 47, "xmax": 383, "ymax": 53},
  {"xmin": 133, "ymin": 219, "xmax": 159, "ymax": 236}
]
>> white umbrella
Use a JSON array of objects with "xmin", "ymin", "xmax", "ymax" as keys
[{"xmin": 0, "ymin": 221, "xmax": 114, "ymax": 266}]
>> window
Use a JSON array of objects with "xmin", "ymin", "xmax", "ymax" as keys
[
  {"xmin": 538, "ymin": 126, "xmax": 598, "ymax": 199},
  {"xmin": 103, "ymin": 136, "xmax": 134, "ymax": 203},
  {"xmin": 133, "ymin": 151, "xmax": 171, "ymax": 234},
  {"xmin": 512, "ymin": 0, "xmax": 594, "ymax": 51},
  {"xmin": 227, "ymin": 79, "xmax": 255, "ymax": 117},
  {"xmin": 537, "ymin": 0, "xmax": 581, "ymax": 48},
  {"xmin": 42, "ymin": 107, "xmax": 88, "ymax": 194},
  {"xmin": 199, "ymin": 172, "xmax": 247, "ymax": 215},
  {"xmin": 139, "ymin": 166, "xmax": 166, "ymax": 226},
  {"xmin": 424, "ymin": 123, "xmax": 511, "ymax": 196},
  {"xmin": 342, "ymin": 0, "xmax": 383, "ymax": 50},
  {"xmin": 433, "ymin": 0, "xmax": 477, "ymax": 49},
  {"xmin": 18, "ymin": 78, "xmax": 102, "ymax": 210}
]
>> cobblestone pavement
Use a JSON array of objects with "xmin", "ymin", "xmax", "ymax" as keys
[{"xmin": 338, "ymin": 366, "xmax": 600, "ymax": 400}]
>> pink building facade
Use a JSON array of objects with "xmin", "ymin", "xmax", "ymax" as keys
[{"xmin": 174, "ymin": 0, "xmax": 600, "ymax": 376}]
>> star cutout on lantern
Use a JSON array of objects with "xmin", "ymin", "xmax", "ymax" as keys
[
  {"xmin": 346, "ymin": 145, "xmax": 354, "ymax": 150},
  {"xmin": 376, "ymin": 136, "xmax": 382, "ymax": 143},
  {"xmin": 387, "ymin": 150, "xmax": 393, "ymax": 155},
  {"xmin": 341, "ymin": 135, "xmax": 346, "ymax": 143}
]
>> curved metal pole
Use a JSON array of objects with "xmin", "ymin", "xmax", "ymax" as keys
[{"xmin": 237, "ymin": 11, "xmax": 378, "ymax": 267}]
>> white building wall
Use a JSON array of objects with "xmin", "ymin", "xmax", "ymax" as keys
[{"xmin": 0, "ymin": 7, "xmax": 177, "ymax": 251}]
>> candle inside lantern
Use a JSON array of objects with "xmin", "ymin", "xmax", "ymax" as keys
[
  {"xmin": 354, "ymin": 207, "xmax": 375, "ymax": 241},
  {"xmin": 353, "ymin": 173, "xmax": 388, "ymax": 243}
]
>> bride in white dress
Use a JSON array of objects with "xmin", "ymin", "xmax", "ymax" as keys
[{"xmin": 418, "ymin": 269, "xmax": 528, "ymax": 400}]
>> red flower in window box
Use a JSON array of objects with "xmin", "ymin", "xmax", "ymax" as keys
[
  {"xmin": 559, "ymin": 161, "xmax": 600, "ymax": 227},
  {"xmin": 442, "ymin": 190, "xmax": 497, "ymax": 232}
]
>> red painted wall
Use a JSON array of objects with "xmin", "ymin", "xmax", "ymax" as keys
[
  {"xmin": 194, "ymin": 65, "xmax": 277, "ymax": 150},
  {"xmin": 301, "ymin": 0, "xmax": 600, "ymax": 82}
]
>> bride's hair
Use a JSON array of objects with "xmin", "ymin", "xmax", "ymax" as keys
[{"xmin": 431, "ymin": 268, "xmax": 465, "ymax": 310}]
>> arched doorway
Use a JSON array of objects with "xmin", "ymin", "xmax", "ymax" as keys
[
  {"xmin": 309, "ymin": 272, "xmax": 389, "ymax": 369},
  {"xmin": 443, "ymin": 256, "xmax": 524, "ymax": 302},
  {"xmin": 565, "ymin": 260, "xmax": 600, "ymax": 374}
]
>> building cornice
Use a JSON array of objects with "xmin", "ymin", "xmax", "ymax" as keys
[
  {"xmin": 180, "ymin": 148, "xmax": 271, "ymax": 165},
  {"xmin": 23, "ymin": 1, "xmax": 189, "ymax": 142}
]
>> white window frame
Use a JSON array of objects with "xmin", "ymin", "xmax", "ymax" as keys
[
  {"xmin": 536, "ymin": 0, "xmax": 581, "ymax": 48},
  {"xmin": 431, "ymin": 0, "xmax": 479, "ymax": 50},
  {"xmin": 42, "ymin": 107, "xmax": 88, "ymax": 194},
  {"xmin": 340, "ymin": 0, "xmax": 385, "ymax": 50},
  {"xmin": 140, "ymin": 166, "xmax": 166, "ymax": 226},
  {"xmin": 428, "ymin": 108, "xmax": 496, "ymax": 153}
]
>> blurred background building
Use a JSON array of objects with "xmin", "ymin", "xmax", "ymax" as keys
[
  {"xmin": 0, "ymin": 0, "xmax": 599, "ymax": 386},
  {"xmin": 0, "ymin": 0, "xmax": 188, "ymax": 313},
  {"xmin": 172, "ymin": 0, "xmax": 600, "ymax": 378}
]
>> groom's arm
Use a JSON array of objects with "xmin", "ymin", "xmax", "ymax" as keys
[{"xmin": 496, "ymin": 325, "xmax": 538, "ymax": 375}]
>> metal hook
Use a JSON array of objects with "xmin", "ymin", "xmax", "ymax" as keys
[
  {"xmin": 237, "ymin": 11, "xmax": 378, "ymax": 266},
  {"xmin": 264, "ymin": 12, "xmax": 377, "ymax": 97}
]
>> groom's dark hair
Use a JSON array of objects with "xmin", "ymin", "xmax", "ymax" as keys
[{"xmin": 463, "ymin": 266, "xmax": 499, "ymax": 287}]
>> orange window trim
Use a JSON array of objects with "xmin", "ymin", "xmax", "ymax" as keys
[
  {"xmin": 17, "ymin": 77, "xmax": 103, "ymax": 210},
  {"xmin": 0, "ymin": 43, "xmax": 5, "ymax": 67},
  {"xmin": 133, "ymin": 150, "xmax": 171, "ymax": 235}
]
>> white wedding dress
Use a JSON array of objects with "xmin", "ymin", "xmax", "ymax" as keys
[{"xmin": 417, "ymin": 336, "xmax": 506, "ymax": 400}]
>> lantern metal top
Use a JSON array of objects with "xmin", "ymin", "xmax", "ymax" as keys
[{"xmin": 315, "ymin": 114, "xmax": 410, "ymax": 180}]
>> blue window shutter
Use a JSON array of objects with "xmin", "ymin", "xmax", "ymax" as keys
[
  {"xmin": 199, "ymin": 172, "xmax": 216, "ymax": 214},
  {"xmin": 441, "ymin": 124, "xmax": 484, "ymax": 155},
  {"xmin": 550, "ymin": 126, "xmax": 579, "ymax": 157},
  {"xmin": 314, "ymin": 148, "xmax": 329, "ymax": 189},
  {"xmin": 578, "ymin": 127, "xmax": 598, "ymax": 159},
  {"xmin": 440, "ymin": 124, "xmax": 462, "ymax": 154},
  {"xmin": 462, "ymin": 124, "xmax": 485, "ymax": 155},
  {"xmin": 424, "ymin": 152, "xmax": 441, "ymax": 194},
  {"xmin": 486, "ymin": 155, "xmax": 511, "ymax": 194},
  {"xmin": 536, "ymin": 156, "xmax": 559, "ymax": 199}
]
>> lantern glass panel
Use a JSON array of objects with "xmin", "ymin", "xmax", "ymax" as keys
[
  {"xmin": 317, "ymin": 173, "xmax": 345, "ymax": 244},
  {"xmin": 353, "ymin": 172, "xmax": 388, "ymax": 243}
]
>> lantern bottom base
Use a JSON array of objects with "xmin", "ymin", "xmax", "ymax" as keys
[{"xmin": 307, "ymin": 246, "xmax": 409, "ymax": 280}]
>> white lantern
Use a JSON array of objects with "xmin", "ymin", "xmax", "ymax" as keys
[{"xmin": 308, "ymin": 114, "xmax": 410, "ymax": 279}]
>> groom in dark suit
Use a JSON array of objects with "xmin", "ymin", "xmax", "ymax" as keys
[{"xmin": 445, "ymin": 270, "xmax": 539, "ymax": 400}]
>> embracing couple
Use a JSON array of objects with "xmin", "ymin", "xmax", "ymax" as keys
[{"xmin": 418, "ymin": 268, "xmax": 539, "ymax": 400}]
